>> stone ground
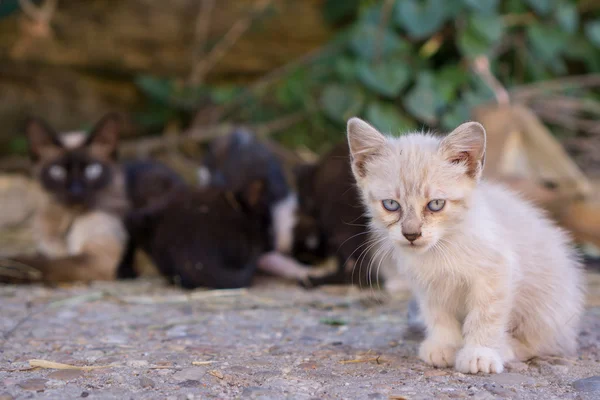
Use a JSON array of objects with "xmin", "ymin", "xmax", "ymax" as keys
[{"xmin": 2, "ymin": 274, "xmax": 600, "ymax": 400}]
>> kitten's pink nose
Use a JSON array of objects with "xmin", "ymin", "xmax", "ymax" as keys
[{"xmin": 403, "ymin": 232, "xmax": 421, "ymax": 242}]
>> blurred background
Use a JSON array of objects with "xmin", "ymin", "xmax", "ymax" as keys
[
  {"xmin": 0, "ymin": 0, "xmax": 597, "ymax": 162},
  {"xmin": 0, "ymin": 0, "xmax": 599, "ymax": 253}
]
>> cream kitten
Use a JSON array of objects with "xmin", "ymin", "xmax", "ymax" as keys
[{"xmin": 347, "ymin": 117, "xmax": 584, "ymax": 374}]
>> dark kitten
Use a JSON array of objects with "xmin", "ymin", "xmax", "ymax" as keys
[
  {"xmin": 116, "ymin": 160, "xmax": 186, "ymax": 279},
  {"xmin": 1, "ymin": 113, "xmax": 129, "ymax": 284},
  {"xmin": 125, "ymin": 178, "xmax": 271, "ymax": 289},
  {"xmin": 198, "ymin": 129, "xmax": 296, "ymax": 254},
  {"xmin": 293, "ymin": 141, "xmax": 378, "ymax": 287}
]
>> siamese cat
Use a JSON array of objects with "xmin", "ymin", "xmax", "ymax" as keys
[{"xmin": 1, "ymin": 114, "xmax": 129, "ymax": 284}]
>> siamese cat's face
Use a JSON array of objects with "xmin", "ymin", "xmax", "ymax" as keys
[{"xmin": 25, "ymin": 113, "xmax": 122, "ymax": 207}]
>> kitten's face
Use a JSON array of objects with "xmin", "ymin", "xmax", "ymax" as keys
[
  {"xmin": 347, "ymin": 118, "xmax": 486, "ymax": 254},
  {"xmin": 25, "ymin": 114, "xmax": 122, "ymax": 207}
]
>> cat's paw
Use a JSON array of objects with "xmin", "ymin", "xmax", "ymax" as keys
[
  {"xmin": 419, "ymin": 339, "xmax": 458, "ymax": 368},
  {"xmin": 455, "ymin": 346, "xmax": 504, "ymax": 374}
]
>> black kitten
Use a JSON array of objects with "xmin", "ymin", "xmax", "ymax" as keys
[
  {"xmin": 293, "ymin": 141, "xmax": 378, "ymax": 287},
  {"xmin": 198, "ymin": 129, "xmax": 296, "ymax": 254},
  {"xmin": 125, "ymin": 175, "xmax": 271, "ymax": 289}
]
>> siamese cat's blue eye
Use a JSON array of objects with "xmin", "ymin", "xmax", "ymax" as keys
[
  {"xmin": 85, "ymin": 163, "xmax": 103, "ymax": 180},
  {"xmin": 48, "ymin": 165, "xmax": 66, "ymax": 181},
  {"xmin": 382, "ymin": 199, "xmax": 400, "ymax": 211},
  {"xmin": 427, "ymin": 199, "xmax": 445, "ymax": 212}
]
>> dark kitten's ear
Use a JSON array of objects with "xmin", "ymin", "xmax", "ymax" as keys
[
  {"xmin": 85, "ymin": 112, "xmax": 123, "ymax": 159},
  {"xmin": 346, "ymin": 117, "xmax": 386, "ymax": 179},
  {"xmin": 439, "ymin": 121, "xmax": 486, "ymax": 180},
  {"xmin": 236, "ymin": 179, "xmax": 267, "ymax": 213},
  {"xmin": 24, "ymin": 117, "xmax": 63, "ymax": 161}
]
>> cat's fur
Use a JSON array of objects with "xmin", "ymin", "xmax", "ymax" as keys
[
  {"xmin": 116, "ymin": 160, "xmax": 187, "ymax": 279},
  {"xmin": 293, "ymin": 141, "xmax": 381, "ymax": 287},
  {"xmin": 4, "ymin": 114, "xmax": 129, "ymax": 283},
  {"xmin": 125, "ymin": 177, "xmax": 272, "ymax": 289},
  {"xmin": 198, "ymin": 129, "xmax": 296, "ymax": 254},
  {"xmin": 347, "ymin": 117, "xmax": 584, "ymax": 374}
]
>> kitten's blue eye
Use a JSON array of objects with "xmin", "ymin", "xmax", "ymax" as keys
[
  {"xmin": 427, "ymin": 199, "xmax": 445, "ymax": 212},
  {"xmin": 48, "ymin": 165, "xmax": 66, "ymax": 181},
  {"xmin": 382, "ymin": 199, "xmax": 400, "ymax": 211}
]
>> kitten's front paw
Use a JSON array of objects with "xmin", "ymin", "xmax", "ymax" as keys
[
  {"xmin": 455, "ymin": 346, "xmax": 504, "ymax": 374},
  {"xmin": 419, "ymin": 339, "xmax": 458, "ymax": 368}
]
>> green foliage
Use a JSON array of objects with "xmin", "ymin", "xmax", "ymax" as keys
[{"xmin": 133, "ymin": 0, "xmax": 599, "ymax": 151}]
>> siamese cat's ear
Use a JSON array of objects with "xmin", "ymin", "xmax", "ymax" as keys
[
  {"xmin": 85, "ymin": 112, "xmax": 123, "ymax": 159},
  {"xmin": 24, "ymin": 117, "xmax": 63, "ymax": 162},
  {"xmin": 346, "ymin": 117, "xmax": 386, "ymax": 179},
  {"xmin": 439, "ymin": 121, "xmax": 486, "ymax": 180}
]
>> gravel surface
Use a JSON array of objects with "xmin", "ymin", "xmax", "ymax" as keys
[{"xmin": 2, "ymin": 274, "xmax": 600, "ymax": 400}]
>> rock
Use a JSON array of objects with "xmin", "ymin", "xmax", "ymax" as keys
[
  {"xmin": 483, "ymin": 383, "xmax": 515, "ymax": 398},
  {"xmin": 505, "ymin": 361, "xmax": 528, "ymax": 373},
  {"xmin": 179, "ymin": 380, "xmax": 202, "ymax": 388},
  {"xmin": 241, "ymin": 387, "xmax": 279, "ymax": 399},
  {"xmin": 139, "ymin": 377, "xmax": 156, "ymax": 388},
  {"xmin": 573, "ymin": 376, "xmax": 600, "ymax": 393},
  {"xmin": 489, "ymin": 373, "xmax": 536, "ymax": 387},
  {"xmin": 172, "ymin": 368, "xmax": 205, "ymax": 382},
  {"xmin": 17, "ymin": 378, "xmax": 48, "ymax": 391},
  {"xmin": 47, "ymin": 370, "xmax": 83, "ymax": 381},
  {"xmin": 424, "ymin": 369, "xmax": 449, "ymax": 377},
  {"xmin": 127, "ymin": 359, "xmax": 150, "ymax": 368}
]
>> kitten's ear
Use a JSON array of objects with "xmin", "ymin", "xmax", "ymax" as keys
[
  {"xmin": 347, "ymin": 117, "xmax": 386, "ymax": 179},
  {"xmin": 85, "ymin": 112, "xmax": 123, "ymax": 159},
  {"xmin": 439, "ymin": 121, "xmax": 486, "ymax": 180},
  {"xmin": 24, "ymin": 117, "xmax": 64, "ymax": 161}
]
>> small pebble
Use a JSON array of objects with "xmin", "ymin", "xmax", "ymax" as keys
[
  {"xmin": 139, "ymin": 377, "xmax": 156, "ymax": 388},
  {"xmin": 17, "ymin": 378, "xmax": 48, "ymax": 391},
  {"xmin": 47, "ymin": 370, "xmax": 83, "ymax": 381},
  {"xmin": 573, "ymin": 376, "xmax": 600, "ymax": 393}
]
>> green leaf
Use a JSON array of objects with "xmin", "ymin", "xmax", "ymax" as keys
[
  {"xmin": 435, "ymin": 66, "xmax": 469, "ymax": 103},
  {"xmin": 0, "ymin": 0, "xmax": 19, "ymax": 18},
  {"xmin": 564, "ymin": 35, "xmax": 600, "ymax": 72},
  {"xmin": 469, "ymin": 14, "xmax": 505, "ymax": 43},
  {"xmin": 366, "ymin": 101, "xmax": 416, "ymax": 133},
  {"xmin": 457, "ymin": 14, "xmax": 505, "ymax": 58},
  {"xmin": 403, "ymin": 73, "xmax": 439, "ymax": 124},
  {"xmin": 335, "ymin": 57, "xmax": 359, "ymax": 82},
  {"xmin": 394, "ymin": 0, "xmax": 449, "ymax": 39},
  {"xmin": 585, "ymin": 21, "xmax": 600, "ymax": 48},
  {"xmin": 357, "ymin": 61, "xmax": 411, "ymax": 98},
  {"xmin": 527, "ymin": 23, "xmax": 569, "ymax": 63},
  {"xmin": 524, "ymin": 0, "xmax": 555, "ymax": 16},
  {"xmin": 8, "ymin": 137, "xmax": 28, "ymax": 155},
  {"xmin": 322, "ymin": 0, "xmax": 360, "ymax": 24},
  {"xmin": 210, "ymin": 85, "xmax": 242, "ymax": 105},
  {"xmin": 349, "ymin": 23, "xmax": 410, "ymax": 61},
  {"xmin": 135, "ymin": 75, "xmax": 173, "ymax": 105},
  {"xmin": 461, "ymin": 0, "xmax": 499, "ymax": 15},
  {"xmin": 320, "ymin": 84, "xmax": 365, "ymax": 124},
  {"xmin": 554, "ymin": 1, "xmax": 578, "ymax": 34},
  {"xmin": 441, "ymin": 103, "xmax": 471, "ymax": 131}
]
